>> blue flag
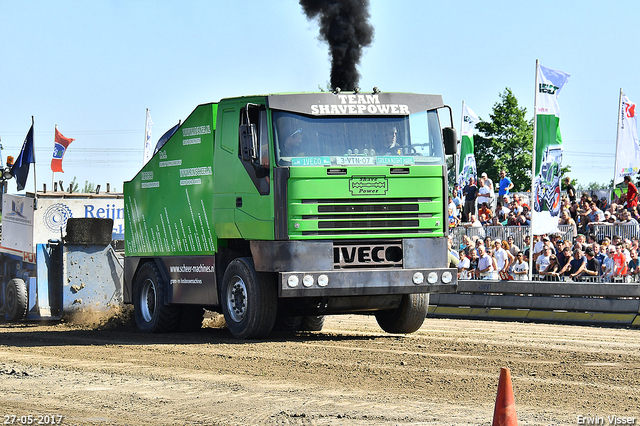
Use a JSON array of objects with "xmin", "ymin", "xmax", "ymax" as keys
[
  {"xmin": 11, "ymin": 123, "xmax": 35, "ymax": 191},
  {"xmin": 153, "ymin": 122, "xmax": 181, "ymax": 155}
]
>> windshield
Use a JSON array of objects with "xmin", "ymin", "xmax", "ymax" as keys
[{"xmin": 272, "ymin": 110, "xmax": 445, "ymax": 167}]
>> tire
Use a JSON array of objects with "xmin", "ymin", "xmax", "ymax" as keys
[
  {"xmin": 179, "ymin": 306, "xmax": 205, "ymax": 332},
  {"xmin": 5, "ymin": 278, "xmax": 28, "ymax": 321},
  {"xmin": 300, "ymin": 315, "xmax": 325, "ymax": 332},
  {"xmin": 221, "ymin": 258, "xmax": 277, "ymax": 339},
  {"xmin": 273, "ymin": 315, "xmax": 303, "ymax": 333},
  {"xmin": 375, "ymin": 294, "xmax": 429, "ymax": 334},
  {"xmin": 133, "ymin": 262, "xmax": 180, "ymax": 333}
]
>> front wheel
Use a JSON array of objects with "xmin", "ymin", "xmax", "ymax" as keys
[
  {"xmin": 221, "ymin": 258, "xmax": 277, "ymax": 339},
  {"xmin": 5, "ymin": 278, "xmax": 28, "ymax": 321},
  {"xmin": 133, "ymin": 262, "xmax": 180, "ymax": 333},
  {"xmin": 375, "ymin": 294, "xmax": 429, "ymax": 334}
]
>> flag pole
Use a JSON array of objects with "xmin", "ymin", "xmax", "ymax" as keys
[
  {"xmin": 528, "ymin": 60, "xmax": 540, "ymax": 280},
  {"xmin": 456, "ymin": 100, "xmax": 464, "ymax": 184},
  {"xmin": 143, "ymin": 108, "xmax": 149, "ymax": 163},
  {"xmin": 613, "ymin": 88, "xmax": 623, "ymax": 192},
  {"xmin": 52, "ymin": 124, "xmax": 57, "ymax": 193},
  {"xmin": 32, "ymin": 116, "xmax": 38, "ymax": 208}
]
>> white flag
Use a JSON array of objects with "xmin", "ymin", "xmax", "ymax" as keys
[
  {"xmin": 143, "ymin": 109, "xmax": 153, "ymax": 164},
  {"xmin": 532, "ymin": 63, "xmax": 570, "ymax": 236},
  {"xmin": 457, "ymin": 104, "xmax": 479, "ymax": 189},
  {"xmin": 614, "ymin": 93, "xmax": 639, "ymax": 186}
]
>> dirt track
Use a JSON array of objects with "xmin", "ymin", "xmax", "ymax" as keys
[{"xmin": 0, "ymin": 313, "xmax": 639, "ymax": 426}]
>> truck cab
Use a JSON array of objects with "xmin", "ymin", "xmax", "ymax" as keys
[{"xmin": 124, "ymin": 91, "xmax": 458, "ymax": 338}]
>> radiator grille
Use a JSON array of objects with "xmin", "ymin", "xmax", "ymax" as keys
[{"xmin": 292, "ymin": 198, "xmax": 442, "ymax": 238}]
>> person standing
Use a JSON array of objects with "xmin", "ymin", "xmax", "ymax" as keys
[
  {"xmin": 476, "ymin": 246, "xmax": 494, "ymax": 280},
  {"xmin": 568, "ymin": 248, "xmax": 587, "ymax": 280},
  {"xmin": 457, "ymin": 250, "xmax": 471, "ymax": 279},
  {"xmin": 498, "ymin": 170, "xmax": 514, "ymax": 198},
  {"xmin": 624, "ymin": 176, "xmax": 638, "ymax": 211},
  {"xmin": 564, "ymin": 176, "xmax": 576, "ymax": 203},
  {"xmin": 582, "ymin": 248, "xmax": 601, "ymax": 280},
  {"xmin": 511, "ymin": 252, "xmax": 529, "ymax": 280},
  {"xmin": 602, "ymin": 246, "xmax": 616, "ymax": 281},
  {"xmin": 462, "ymin": 176, "xmax": 478, "ymax": 222},
  {"xmin": 480, "ymin": 172, "xmax": 495, "ymax": 210}
]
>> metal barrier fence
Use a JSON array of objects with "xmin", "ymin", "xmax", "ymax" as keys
[
  {"xmin": 589, "ymin": 223, "xmax": 640, "ymax": 241},
  {"xmin": 450, "ymin": 224, "xmax": 575, "ymax": 251}
]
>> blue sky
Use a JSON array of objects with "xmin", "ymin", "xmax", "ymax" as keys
[{"xmin": 1, "ymin": 0, "xmax": 638, "ymax": 193}]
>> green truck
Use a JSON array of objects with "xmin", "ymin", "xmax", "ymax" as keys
[{"xmin": 123, "ymin": 91, "xmax": 458, "ymax": 339}]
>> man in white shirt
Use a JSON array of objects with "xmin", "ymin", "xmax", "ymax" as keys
[
  {"xmin": 476, "ymin": 246, "xmax": 493, "ymax": 279},
  {"xmin": 457, "ymin": 250, "xmax": 471, "ymax": 280},
  {"xmin": 536, "ymin": 246, "xmax": 553, "ymax": 276},
  {"xmin": 533, "ymin": 235, "xmax": 549, "ymax": 262},
  {"xmin": 492, "ymin": 240, "xmax": 512, "ymax": 277},
  {"xmin": 512, "ymin": 252, "xmax": 529, "ymax": 280}
]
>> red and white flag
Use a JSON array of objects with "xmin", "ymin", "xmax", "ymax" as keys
[{"xmin": 51, "ymin": 127, "xmax": 74, "ymax": 173}]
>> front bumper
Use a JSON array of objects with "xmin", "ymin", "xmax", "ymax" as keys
[{"xmin": 279, "ymin": 268, "xmax": 457, "ymax": 298}]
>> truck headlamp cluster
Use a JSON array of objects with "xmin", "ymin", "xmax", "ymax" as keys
[
  {"xmin": 287, "ymin": 270, "xmax": 452, "ymax": 290},
  {"xmin": 317, "ymin": 274, "xmax": 329, "ymax": 287},
  {"xmin": 287, "ymin": 275, "xmax": 299, "ymax": 288},
  {"xmin": 302, "ymin": 275, "xmax": 314, "ymax": 287},
  {"xmin": 287, "ymin": 274, "xmax": 330, "ymax": 289}
]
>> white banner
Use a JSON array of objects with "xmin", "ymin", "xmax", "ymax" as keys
[
  {"xmin": 536, "ymin": 64, "xmax": 571, "ymax": 117},
  {"xmin": 532, "ymin": 63, "xmax": 570, "ymax": 236},
  {"xmin": 461, "ymin": 104, "xmax": 479, "ymax": 136},
  {"xmin": 614, "ymin": 93, "xmax": 639, "ymax": 186},
  {"xmin": 143, "ymin": 109, "xmax": 153, "ymax": 165}
]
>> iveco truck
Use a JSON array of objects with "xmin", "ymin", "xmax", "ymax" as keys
[{"xmin": 124, "ymin": 91, "xmax": 458, "ymax": 338}]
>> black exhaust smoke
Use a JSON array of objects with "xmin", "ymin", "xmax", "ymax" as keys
[{"xmin": 300, "ymin": 0, "xmax": 374, "ymax": 91}]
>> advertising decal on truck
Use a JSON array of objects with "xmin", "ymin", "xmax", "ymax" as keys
[{"xmin": 125, "ymin": 104, "xmax": 217, "ymax": 257}]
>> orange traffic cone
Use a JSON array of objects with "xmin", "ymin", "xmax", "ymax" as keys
[{"xmin": 492, "ymin": 367, "xmax": 518, "ymax": 426}]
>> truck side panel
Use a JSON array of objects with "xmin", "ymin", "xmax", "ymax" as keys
[{"xmin": 124, "ymin": 103, "xmax": 218, "ymax": 258}]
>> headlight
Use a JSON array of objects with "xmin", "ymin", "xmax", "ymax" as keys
[
  {"xmin": 442, "ymin": 271, "xmax": 453, "ymax": 284},
  {"xmin": 317, "ymin": 274, "xmax": 329, "ymax": 287},
  {"xmin": 303, "ymin": 275, "xmax": 314, "ymax": 287},
  {"xmin": 427, "ymin": 272, "xmax": 438, "ymax": 284},
  {"xmin": 412, "ymin": 272, "xmax": 424, "ymax": 284},
  {"xmin": 287, "ymin": 275, "xmax": 299, "ymax": 288}
]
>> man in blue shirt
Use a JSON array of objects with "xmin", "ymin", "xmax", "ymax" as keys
[{"xmin": 499, "ymin": 170, "xmax": 514, "ymax": 197}]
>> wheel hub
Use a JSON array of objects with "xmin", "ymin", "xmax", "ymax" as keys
[
  {"xmin": 140, "ymin": 279, "xmax": 157, "ymax": 323},
  {"xmin": 227, "ymin": 276, "xmax": 247, "ymax": 323},
  {"xmin": 6, "ymin": 287, "xmax": 15, "ymax": 311}
]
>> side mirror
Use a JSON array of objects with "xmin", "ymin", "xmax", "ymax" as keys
[
  {"xmin": 443, "ymin": 127, "xmax": 457, "ymax": 156},
  {"xmin": 240, "ymin": 123, "xmax": 258, "ymax": 161}
]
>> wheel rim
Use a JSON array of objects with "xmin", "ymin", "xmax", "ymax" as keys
[
  {"xmin": 226, "ymin": 275, "xmax": 247, "ymax": 323},
  {"xmin": 6, "ymin": 286, "xmax": 15, "ymax": 312},
  {"xmin": 140, "ymin": 278, "xmax": 157, "ymax": 323}
]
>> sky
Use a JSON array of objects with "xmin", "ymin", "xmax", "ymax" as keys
[{"xmin": 1, "ymin": 0, "xmax": 639, "ymax": 194}]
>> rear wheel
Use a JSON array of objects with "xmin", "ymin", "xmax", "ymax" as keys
[
  {"xmin": 375, "ymin": 294, "xmax": 429, "ymax": 334},
  {"xmin": 273, "ymin": 315, "xmax": 302, "ymax": 333},
  {"xmin": 133, "ymin": 262, "xmax": 180, "ymax": 333},
  {"xmin": 5, "ymin": 278, "xmax": 28, "ymax": 321},
  {"xmin": 300, "ymin": 315, "xmax": 325, "ymax": 332},
  {"xmin": 221, "ymin": 258, "xmax": 277, "ymax": 339}
]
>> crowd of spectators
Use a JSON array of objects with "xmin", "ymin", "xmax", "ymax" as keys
[
  {"xmin": 449, "ymin": 172, "xmax": 640, "ymax": 282},
  {"xmin": 449, "ymin": 169, "xmax": 531, "ymax": 231}
]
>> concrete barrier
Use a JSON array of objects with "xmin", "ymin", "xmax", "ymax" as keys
[{"xmin": 429, "ymin": 280, "xmax": 640, "ymax": 327}]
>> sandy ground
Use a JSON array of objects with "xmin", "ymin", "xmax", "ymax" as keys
[{"xmin": 0, "ymin": 311, "xmax": 639, "ymax": 426}]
